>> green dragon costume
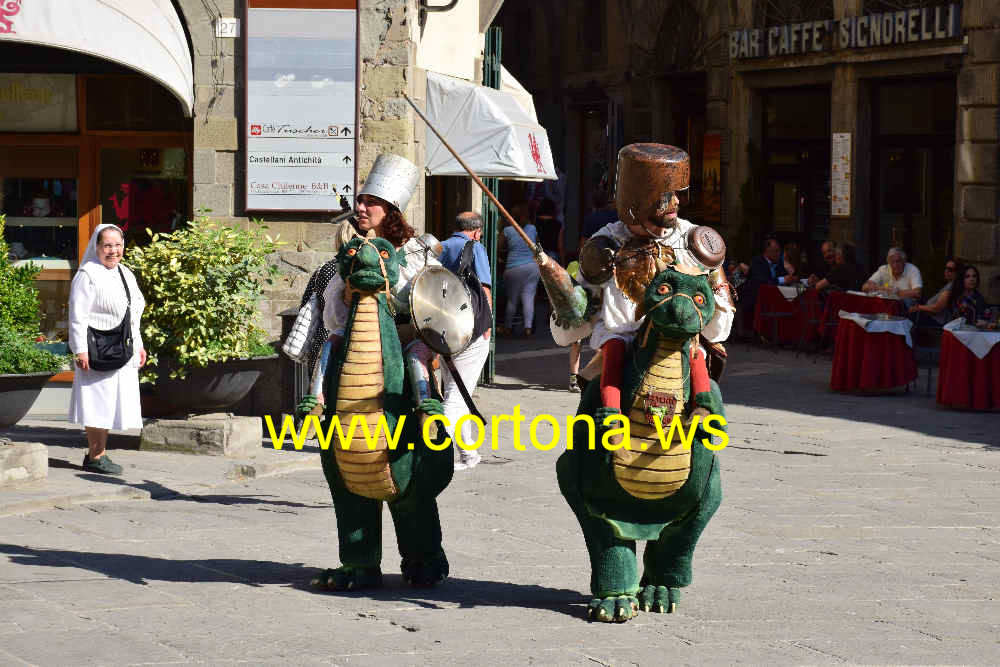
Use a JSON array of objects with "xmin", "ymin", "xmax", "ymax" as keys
[
  {"xmin": 557, "ymin": 267, "xmax": 725, "ymax": 622},
  {"xmin": 310, "ymin": 236, "xmax": 453, "ymax": 591}
]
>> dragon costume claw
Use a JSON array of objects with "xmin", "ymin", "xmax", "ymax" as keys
[
  {"xmin": 310, "ymin": 566, "xmax": 383, "ymax": 592},
  {"xmin": 588, "ymin": 595, "xmax": 640, "ymax": 623}
]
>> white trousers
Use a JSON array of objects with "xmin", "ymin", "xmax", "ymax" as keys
[{"xmin": 440, "ymin": 334, "xmax": 490, "ymax": 457}]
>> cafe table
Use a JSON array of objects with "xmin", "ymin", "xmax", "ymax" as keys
[
  {"xmin": 831, "ymin": 311, "xmax": 916, "ymax": 392},
  {"xmin": 752, "ymin": 284, "xmax": 821, "ymax": 345},
  {"xmin": 936, "ymin": 319, "xmax": 1000, "ymax": 411},
  {"xmin": 819, "ymin": 291, "xmax": 902, "ymax": 344}
]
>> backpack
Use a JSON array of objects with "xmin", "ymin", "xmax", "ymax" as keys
[{"xmin": 458, "ymin": 240, "xmax": 493, "ymax": 340}]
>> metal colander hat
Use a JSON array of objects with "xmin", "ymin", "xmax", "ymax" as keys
[{"xmin": 358, "ymin": 154, "xmax": 422, "ymax": 212}]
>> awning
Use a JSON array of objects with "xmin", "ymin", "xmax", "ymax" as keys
[
  {"xmin": 0, "ymin": 0, "xmax": 194, "ymax": 116},
  {"xmin": 425, "ymin": 71, "xmax": 556, "ymax": 180}
]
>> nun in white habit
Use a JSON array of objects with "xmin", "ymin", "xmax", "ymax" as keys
[{"xmin": 68, "ymin": 223, "xmax": 147, "ymax": 474}]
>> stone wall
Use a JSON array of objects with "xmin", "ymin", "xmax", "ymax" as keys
[
  {"xmin": 956, "ymin": 0, "xmax": 1000, "ymax": 302},
  {"xmin": 175, "ymin": 0, "xmax": 424, "ymax": 340}
]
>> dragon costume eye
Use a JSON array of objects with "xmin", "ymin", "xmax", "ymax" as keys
[
  {"xmin": 693, "ymin": 294, "xmax": 706, "ymax": 305},
  {"xmin": 347, "ymin": 248, "xmax": 357, "ymax": 256},
  {"xmin": 380, "ymin": 249, "xmax": 390, "ymax": 259},
  {"xmin": 656, "ymin": 284, "xmax": 671, "ymax": 295}
]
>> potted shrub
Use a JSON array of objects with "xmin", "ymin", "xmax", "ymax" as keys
[
  {"xmin": 0, "ymin": 214, "xmax": 68, "ymax": 426},
  {"xmin": 128, "ymin": 213, "xmax": 283, "ymax": 418}
]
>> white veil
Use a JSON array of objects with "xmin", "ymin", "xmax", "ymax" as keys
[{"xmin": 80, "ymin": 223, "xmax": 126, "ymax": 268}]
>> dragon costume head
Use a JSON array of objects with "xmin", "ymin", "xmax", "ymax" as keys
[
  {"xmin": 337, "ymin": 236, "xmax": 400, "ymax": 293},
  {"xmin": 640, "ymin": 268, "xmax": 715, "ymax": 340}
]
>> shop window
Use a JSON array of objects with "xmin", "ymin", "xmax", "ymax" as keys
[
  {"xmin": 877, "ymin": 79, "xmax": 955, "ymax": 136},
  {"xmin": 99, "ymin": 148, "xmax": 188, "ymax": 247},
  {"xmin": 1, "ymin": 147, "xmax": 79, "ymax": 340},
  {"xmin": 765, "ymin": 88, "xmax": 831, "ymax": 140},
  {"xmin": 86, "ymin": 76, "xmax": 188, "ymax": 132}
]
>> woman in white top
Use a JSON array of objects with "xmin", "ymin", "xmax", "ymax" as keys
[{"xmin": 68, "ymin": 224, "xmax": 146, "ymax": 475}]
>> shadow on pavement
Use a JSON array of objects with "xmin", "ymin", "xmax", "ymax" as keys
[
  {"xmin": 0, "ymin": 543, "xmax": 586, "ymax": 618},
  {"xmin": 73, "ymin": 474, "xmax": 328, "ymax": 509}
]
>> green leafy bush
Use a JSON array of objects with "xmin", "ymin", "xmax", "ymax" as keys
[
  {"xmin": 128, "ymin": 214, "xmax": 283, "ymax": 382},
  {"xmin": 0, "ymin": 324, "xmax": 66, "ymax": 375},
  {"xmin": 0, "ymin": 214, "xmax": 43, "ymax": 337}
]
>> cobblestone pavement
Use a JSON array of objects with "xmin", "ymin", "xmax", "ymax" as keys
[{"xmin": 1, "ymin": 340, "xmax": 998, "ymax": 665}]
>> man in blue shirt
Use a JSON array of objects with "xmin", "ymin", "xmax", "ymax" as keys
[{"xmin": 438, "ymin": 212, "xmax": 492, "ymax": 471}]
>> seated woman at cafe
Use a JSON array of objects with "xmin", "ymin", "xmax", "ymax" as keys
[
  {"xmin": 862, "ymin": 247, "xmax": 922, "ymax": 306},
  {"xmin": 910, "ymin": 264, "xmax": 987, "ymax": 326},
  {"xmin": 954, "ymin": 265, "xmax": 988, "ymax": 324},
  {"xmin": 909, "ymin": 261, "xmax": 962, "ymax": 326},
  {"xmin": 813, "ymin": 243, "xmax": 862, "ymax": 294}
]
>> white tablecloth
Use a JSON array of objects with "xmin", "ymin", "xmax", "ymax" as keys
[
  {"xmin": 777, "ymin": 286, "xmax": 800, "ymax": 300},
  {"xmin": 943, "ymin": 318, "xmax": 1000, "ymax": 359},
  {"xmin": 839, "ymin": 310, "xmax": 913, "ymax": 347}
]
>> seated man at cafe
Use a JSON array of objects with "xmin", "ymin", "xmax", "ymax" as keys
[
  {"xmin": 807, "ymin": 239, "xmax": 837, "ymax": 287},
  {"xmin": 813, "ymin": 243, "xmax": 862, "ymax": 294},
  {"xmin": 862, "ymin": 247, "xmax": 922, "ymax": 307}
]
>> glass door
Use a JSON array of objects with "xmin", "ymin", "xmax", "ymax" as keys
[{"xmin": 98, "ymin": 146, "xmax": 189, "ymax": 248}]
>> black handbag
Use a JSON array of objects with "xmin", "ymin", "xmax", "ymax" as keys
[{"xmin": 86, "ymin": 267, "xmax": 134, "ymax": 372}]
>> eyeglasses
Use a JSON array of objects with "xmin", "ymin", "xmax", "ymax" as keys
[{"xmin": 100, "ymin": 243, "xmax": 123, "ymax": 250}]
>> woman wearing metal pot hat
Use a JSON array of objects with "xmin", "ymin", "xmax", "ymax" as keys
[{"xmin": 315, "ymin": 154, "xmax": 442, "ymax": 410}]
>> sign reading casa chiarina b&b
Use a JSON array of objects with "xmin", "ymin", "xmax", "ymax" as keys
[
  {"xmin": 729, "ymin": 2, "xmax": 960, "ymax": 60},
  {"xmin": 245, "ymin": 1, "xmax": 358, "ymax": 212}
]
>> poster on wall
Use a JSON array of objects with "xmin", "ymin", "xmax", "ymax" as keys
[
  {"xmin": 701, "ymin": 133, "xmax": 721, "ymax": 224},
  {"xmin": 245, "ymin": 1, "xmax": 358, "ymax": 212},
  {"xmin": 831, "ymin": 132, "xmax": 851, "ymax": 217}
]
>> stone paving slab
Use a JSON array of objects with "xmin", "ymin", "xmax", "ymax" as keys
[{"xmin": 0, "ymin": 420, "xmax": 319, "ymax": 517}]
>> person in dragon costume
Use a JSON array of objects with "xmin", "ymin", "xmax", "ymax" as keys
[
  {"xmin": 310, "ymin": 233, "xmax": 454, "ymax": 591},
  {"xmin": 549, "ymin": 144, "xmax": 730, "ymax": 622},
  {"xmin": 557, "ymin": 264, "xmax": 724, "ymax": 623},
  {"xmin": 307, "ymin": 154, "xmax": 454, "ymax": 591}
]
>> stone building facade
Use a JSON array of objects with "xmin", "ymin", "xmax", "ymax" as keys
[{"xmin": 497, "ymin": 0, "xmax": 1000, "ymax": 302}]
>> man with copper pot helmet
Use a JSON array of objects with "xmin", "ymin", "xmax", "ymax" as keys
[{"xmin": 576, "ymin": 144, "xmax": 735, "ymax": 412}]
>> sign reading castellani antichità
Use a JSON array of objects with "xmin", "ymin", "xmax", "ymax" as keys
[{"xmin": 730, "ymin": 3, "xmax": 960, "ymax": 60}]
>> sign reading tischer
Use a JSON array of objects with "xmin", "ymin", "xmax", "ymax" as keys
[{"xmin": 729, "ymin": 3, "xmax": 960, "ymax": 60}]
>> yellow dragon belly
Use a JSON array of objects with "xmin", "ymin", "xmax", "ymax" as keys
[
  {"xmin": 614, "ymin": 338, "xmax": 691, "ymax": 500},
  {"xmin": 334, "ymin": 293, "xmax": 398, "ymax": 501}
]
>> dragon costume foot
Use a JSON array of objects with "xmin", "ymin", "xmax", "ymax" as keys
[
  {"xmin": 588, "ymin": 595, "xmax": 640, "ymax": 623},
  {"xmin": 400, "ymin": 551, "xmax": 449, "ymax": 588},
  {"xmin": 638, "ymin": 584, "xmax": 681, "ymax": 613},
  {"xmin": 310, "ymin": 566, "xmax": 383, "ymax": 592}
]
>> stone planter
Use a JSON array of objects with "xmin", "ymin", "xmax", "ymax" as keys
[
  {"xmin": 0, "ymin": 372, "xmax": 57, "ymax": 427},
  {"xmin": 140, "ymin": 357, "xmax": 270, "ymax": 419}
]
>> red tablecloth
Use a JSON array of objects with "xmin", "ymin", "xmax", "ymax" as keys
[
  {"xmin": 752, "ymin": 285, "xmax": 822, "ymax": 345},
  {"xmin": 831, "ymin": 317, "xmax": 917, "ymax": 392},
  {"xmin": 936, "ymin": 330, "xmax": 1000, "ymax": 410},
  {"xmin": 819, "ymin": 292, "xmax": 901, "ymax": 343}
]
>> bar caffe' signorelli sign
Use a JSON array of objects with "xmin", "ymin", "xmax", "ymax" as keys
[{"xmin": 730, "ymin": 3, "xmax": 961, "ymax": 60}]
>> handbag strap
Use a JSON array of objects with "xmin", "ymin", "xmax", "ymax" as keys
[{"xmin": 117, "ymin": 266, "xmax": 131, "ymax": 306}]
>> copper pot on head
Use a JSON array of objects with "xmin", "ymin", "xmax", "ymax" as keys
[{"xmin": 614, "ymin": 143, "xmax": 690, "ymax": 230}]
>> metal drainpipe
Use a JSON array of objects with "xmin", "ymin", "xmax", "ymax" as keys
[{"xmin": 419, "ymin": 0, "xmax": 459, "ymax": 11}]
